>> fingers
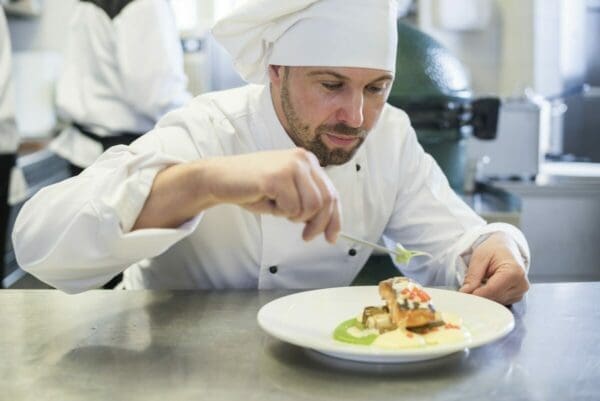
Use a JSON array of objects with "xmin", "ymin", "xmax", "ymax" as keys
[
  {"xmin": 464, "ymin": 233, "xmax": 530, "ymax": 304},
  {"xmin": 271, "ymin": 176, "xmax": 303, "ymax": 218},
  {"xmin": 259, "ymin": 149, "xmax": 340, "ymax": 243},
  {"xmin": 471, "ymin": 267, "xmax": 510, "ymax": 302},
  {"xmin": 290, "ymin": 162, "xmax": 324, "ymax": 223},
  {"xmin": 297, "ymin": 153, "xmax": 340, "ymax": 243},
  {"xmin": 324, "ymin": 197, "xmax": 342, "ymax": 243},
  {"xmin": 460, "ymin": 247, "xmax": 493, "ymax": 294},
  {"xmin": 473, "ymin": 265, "xmax": 529, "ymax": 305},
  {"xmin": 259, "ymin": 152, "xmax": 316, "ymax": 220},
  {"xmin": 301, "ymin": 167, "xmax": 340, "ymax": 243}
]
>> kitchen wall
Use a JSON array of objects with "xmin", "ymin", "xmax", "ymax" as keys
[
  {"xmin": 417, "ymin": 0, "xmax": 587, "ymax": 98},
  {"xmin": 5, "ymin": 0, "xmax": 73, "ymax": 138},
  {"xmin": 417, "ymin": 0, "xmax": 503, "ymax": 96},
  {"xmin": 7, "ymin": 0, "xmax": 75, "ymax": 52}
]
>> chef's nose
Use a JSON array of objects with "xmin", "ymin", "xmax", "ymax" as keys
[{"xmin": 336, "ymin": 91, "xmax": 364, "ymax": 128}]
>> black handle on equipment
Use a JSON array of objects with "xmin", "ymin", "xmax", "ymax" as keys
[{"xmin": 471, "ymin": 97, "xmax": 500, "ymax": 140}]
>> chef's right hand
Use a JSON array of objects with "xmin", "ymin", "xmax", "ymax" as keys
[{"xmin": 205, "ymin": 148, "xmax": 341, "ymax": 243}]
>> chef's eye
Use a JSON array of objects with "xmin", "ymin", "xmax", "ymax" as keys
[
  {"xmin": 366, "ymin": 85, "xmax": 386, "ymax": 94},
  {"xmin": 322, "ymin": 82, "xmax": 343, "ymax": 91}
]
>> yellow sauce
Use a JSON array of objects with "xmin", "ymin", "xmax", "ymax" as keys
[
  {"xmin": 373, "ymin": 329, "xmax": 426, "ymax": 348},
  {"xmin": 333, "ymin": 312, "xmax": 470, "ymax": 349},
  {"xmin": 422, "ymin": 326, "xmax": 468, "ymax": 345}
]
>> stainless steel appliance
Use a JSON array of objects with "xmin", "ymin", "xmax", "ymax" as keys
[{"xmin": 466, "ymin": 93, "xmax": 550, "ymax": 182}]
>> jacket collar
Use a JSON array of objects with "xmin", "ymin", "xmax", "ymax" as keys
[{"xmin": 254, "ymin": 84, "xmax": 297, "ymax": 152}]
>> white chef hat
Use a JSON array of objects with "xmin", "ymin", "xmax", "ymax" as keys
[{"xmin": 211, "ymin": 0, "xmax": 399, "ymax": 84}]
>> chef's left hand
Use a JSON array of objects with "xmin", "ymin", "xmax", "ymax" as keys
[{"xmin": 459, "ymin": 232, "xmax": 529, "ymax": 305}]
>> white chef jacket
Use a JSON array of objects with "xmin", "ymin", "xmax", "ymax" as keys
[
  {"xmin": 1, "ymin": 8, "xmax": 28, "ymax": 206},
  {"xmin": 13, "ymin": 84, "xmax": 530, "ymax": 293},
  {"xmin": 0, "ymin": 8, "xmax": 18, "ymax": 154},
  {"xmin": 51, "ymin": 0, "xmax": 191, "ymax": 168}
]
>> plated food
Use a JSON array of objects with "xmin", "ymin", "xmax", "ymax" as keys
[
  {"xmin": 258, "ymin": 281, "xmax": 514, "ymax": 362},
  {"xmin": 333, "ymin": 277, "xmax": 470, "ymax": 349}
]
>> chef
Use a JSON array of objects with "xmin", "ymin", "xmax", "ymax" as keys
[
  {"xmin": 50, "ymin": 0, "xmax": 192, "ymax": 175},
  {"xmin": 13, "ymin": 0, "xmax": 530, "ymax": 305},
  {"xmin": 1, "ymin": 8, "xmax": 19, "ymax": 288}
]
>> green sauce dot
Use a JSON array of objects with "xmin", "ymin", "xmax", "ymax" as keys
[{"xmin": 333, "ymin": 318, "xmax": 378, "ymax": 345}]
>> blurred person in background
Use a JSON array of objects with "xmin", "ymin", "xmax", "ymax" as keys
[
  {"xmin": 0, "ymin": 7, "xmax": 18, "ymax": 288},
  {"xmin": 51, "ymin": 0, "xmax": 192, "ymax": 176}
]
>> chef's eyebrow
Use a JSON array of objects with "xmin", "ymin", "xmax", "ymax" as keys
[
  {"xmin": 370, "ymin": 74, "xmax": 394, "ymax": 83},
  {"xmin": 307, "ymin": 70, "xmax": 349, "ymax": 80},
  {"xmin": 307, "ymin": 70, "xmax": 393, "ymax": 84}
]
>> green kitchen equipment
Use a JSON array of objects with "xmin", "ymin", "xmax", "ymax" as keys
[{"xmin": 388, "ymin": 22, "xmax": 499, "ymax": 192}]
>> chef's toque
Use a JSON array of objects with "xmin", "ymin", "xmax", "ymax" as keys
[{"xmin": 211, "ymin": 0, "xmax": 399, "ymax": 84}]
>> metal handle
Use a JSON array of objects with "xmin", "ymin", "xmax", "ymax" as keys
[{"xmin": 339, "ymin": 232, "xmax": 400, "ymax": 257}]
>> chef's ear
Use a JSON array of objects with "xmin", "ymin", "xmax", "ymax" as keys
[{"xmin": 268, "ymin": 65, "xmax": 285, "ymax": 87}]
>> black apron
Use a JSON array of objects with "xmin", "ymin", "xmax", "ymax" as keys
[{"xmin": 69, "ymin": 122, "xmax": 142, "ymax": 176}]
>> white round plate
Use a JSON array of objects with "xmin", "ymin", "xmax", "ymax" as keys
[{"xmin": 257, "ymin": 286, "xmax": 514, "ymax": 363}]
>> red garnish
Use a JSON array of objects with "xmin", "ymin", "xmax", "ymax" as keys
[
  {"xmin": 416, "ymin": 288, "xmax": 431, "ymax": 302},
  {"xmin": 401, "ymin": 286, "xmax": 432, "ymax": 303}
]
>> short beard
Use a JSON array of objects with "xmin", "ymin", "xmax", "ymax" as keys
[{"xmin": 280, "ymin": 68, "xmax": 367, "ymax": 166}]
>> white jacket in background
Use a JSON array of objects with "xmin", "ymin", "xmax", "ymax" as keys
[
  {"xmin": 14, "ymin": 84, "xmax": 529, "ymax": 293},
  {"xmin": 51, "ymin": 0, "xmax": 192, "ymax": 168},
  {"xmin": 0, "ymin": 8, "xmax": 18, "ymax": 154}
]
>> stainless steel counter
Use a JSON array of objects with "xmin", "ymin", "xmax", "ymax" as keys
[{"xmin": 1, "ymin": 283, "xmax": 598, "ymax": 401}]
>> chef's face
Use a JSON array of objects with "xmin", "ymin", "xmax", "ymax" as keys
[{"xmin": 269, "ymin": 66, "xmax": 393, "ymax": 166}]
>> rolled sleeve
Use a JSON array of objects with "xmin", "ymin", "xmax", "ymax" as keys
[{"xmin": 12, "ymin": 143, "xmax": 201, "ymax": 293}]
